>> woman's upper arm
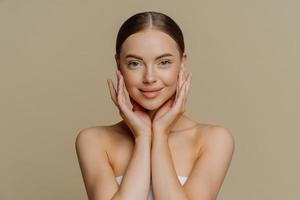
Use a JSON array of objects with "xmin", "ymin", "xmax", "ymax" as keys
[
  {"xmin": 75, "ymin": 127, "xmax": 119, "ymax": 200},
  {"xmin": 183, "ymin": 126, "xmax": 235, "ymax": 200}
]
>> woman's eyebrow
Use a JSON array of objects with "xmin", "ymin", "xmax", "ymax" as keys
[{"xmin": 125, "ymin": 53, "xmax": 174, "ymax": 60}]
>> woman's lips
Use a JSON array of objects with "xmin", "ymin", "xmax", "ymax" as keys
[{"xmin": 139, "ymin": 88, "xmax": 163, "ymax": 98}]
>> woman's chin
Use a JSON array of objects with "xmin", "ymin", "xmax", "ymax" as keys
[
  {"xmin": 140, "ymin": 103, "xmax": 160, "ymax": 111},
  {"xmin": 141, "ymin": 97, "xmax": 173, "ymax": 111}
]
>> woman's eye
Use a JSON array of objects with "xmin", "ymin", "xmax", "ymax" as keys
[
  {"xmin": 127, "ymin": 61, "xmax": 141, "ymax": 68},
  {"xmin": 159, "ymin": 60, "xmax": 172, "ymax": 67},
  {"xmin": 127, "ymin": 60, "xmax": 171, "ymax": 68}
]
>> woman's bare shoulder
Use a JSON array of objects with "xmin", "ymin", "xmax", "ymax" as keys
[
  {"xmin": 75, "ymin": 127, "xmax": 107, "ymax": 151},
  {"xmin": 75, "ymin": 121, "xmax": 130, "ymax": 149},
  {"xmin": 193, "ymin": 121, "xmax": 231, "ymax": 139},
  {"xmin": 195, "ymin": 122, "xmax": 235, "ymax": 153}
]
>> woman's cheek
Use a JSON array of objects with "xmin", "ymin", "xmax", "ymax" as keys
[
  {"xmin": 123, "ymin": 75, "xmax": 140, "ymax": 95},
  {"xmin": 162, "ymin": 71, "xmax": 179, "ymax": 86}
]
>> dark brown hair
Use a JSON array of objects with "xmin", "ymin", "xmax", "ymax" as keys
[{"xmin": 115, "ymin": 11, "xmax": 185, "ymax": 61}]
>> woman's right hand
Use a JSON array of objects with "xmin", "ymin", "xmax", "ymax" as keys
[{"xmin": 107, "ymin": 69, "xmax": 152, "ymax": 139}]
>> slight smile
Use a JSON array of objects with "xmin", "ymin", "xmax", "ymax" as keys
[{"xmin": 139, "ymin": 88, "xmax": 164, "ymax": 99}]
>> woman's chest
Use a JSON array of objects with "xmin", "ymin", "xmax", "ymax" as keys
[{"xmin": 107, "ymin": 130, "xmax": 202, "ymax": 177}]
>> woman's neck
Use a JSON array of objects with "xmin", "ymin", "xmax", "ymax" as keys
[{"xmin": 145, "ymin": 109, "xmax": 195, "ymax": 132}]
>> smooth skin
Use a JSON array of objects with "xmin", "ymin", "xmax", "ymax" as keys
[
  {"xmin": 109, "ymin": 67, "xmax": 191, "ymax": 137},
  {"xmin": 75, "ymin": 29, "xmax": 235, "ymax": 200}
]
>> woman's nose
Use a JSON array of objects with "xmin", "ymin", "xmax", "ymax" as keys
[{"xmin": 143, "ymin": 67, "xmax": 157, "ymax": 84}]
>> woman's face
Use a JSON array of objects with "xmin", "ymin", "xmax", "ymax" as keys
[{"xmin": 116, "ymin": 29, "xmax": 187, "ymax": 110}]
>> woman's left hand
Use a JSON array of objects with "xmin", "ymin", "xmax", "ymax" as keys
[{"xmin": 152, "ymin": 68, "xmax": 192, "ymax": 137}]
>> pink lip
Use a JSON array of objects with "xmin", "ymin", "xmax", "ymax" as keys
[
  {"xmin": 140, "ymin": 88, "xmax": 163, "ymax": 92},
  {"xmin": 139, "ymin": 88, "xmax": 163, "ymax": 98}
]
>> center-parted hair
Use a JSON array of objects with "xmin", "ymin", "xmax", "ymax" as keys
[{"xmin": 115, "ymin": 11, "xmax": 185, "ymax": 60}]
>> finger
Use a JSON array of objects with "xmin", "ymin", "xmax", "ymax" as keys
[
  {"xmin": 116, "ymin": 69, "xmax": 120, "ymax": 94},
  {"xmin": 117, "ymin": 70, "xmax": 124, "ymax": 105},
  {"xmin": 116, "ymin": 71, "xmax": 142, "ymax": 123},
  {"xmin": 119, "ymin": 72, "xmax": 125, "ymax": 99},
  {"xmin": 182, "ymin": 73, "xmax": 192, "ymax": 106},
  {"xmin": 118, "ymin": 72, "xmax": 133, "ymax": 115},
  {"xmin": 174, "ymin": 76, "xmax": 189, "ymax": 111},
  {"xmin": 181, "ymin": 83, "xmax": 189, "ymax": 114},
  {"xmin": 180, "ymin": 68, "xmax": 186, "ymax": 89},
  {"xmin": 107, "ymin": 79, "xmax": 117, "ymax": 105},
  {"xmin": 176, "ymin": 68, "xmax": 184, "ymax": 101},
  {"xmin": 183, "ymin": 67, "xmax": 188, "ymax": 80},
  {"xmin": 177, "ymin": 81, "xmax": 189, "ymax": 114},
  {"xmin": 110, "ymin": 77, "xmax": 117, "ymax": 92},
  {"xmin": 119, "ymin": 73, "xmax": 131, "ymax": 109},
  {"xmin": 116, "ymin": 70, "xmax": 126, "ymax": 112}
]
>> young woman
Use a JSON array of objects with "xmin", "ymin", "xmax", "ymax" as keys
[{"xmin": 75, "ymin": 11, "xmax": 235, "ymax": 200}]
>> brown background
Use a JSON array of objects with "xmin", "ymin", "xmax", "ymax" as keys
[{"xmin": 1, "ymin": 0, "xmax": 299, "ymax": 199}]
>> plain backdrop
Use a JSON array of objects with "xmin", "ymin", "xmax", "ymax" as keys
[{"xmin": 1, "ymin": 0, "xmax": 299, "ymax": 199}]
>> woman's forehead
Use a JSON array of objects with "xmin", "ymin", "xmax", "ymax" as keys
[{"xmin": 120, "ymin": 30, "xmax": 180, "ymax": 59}]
